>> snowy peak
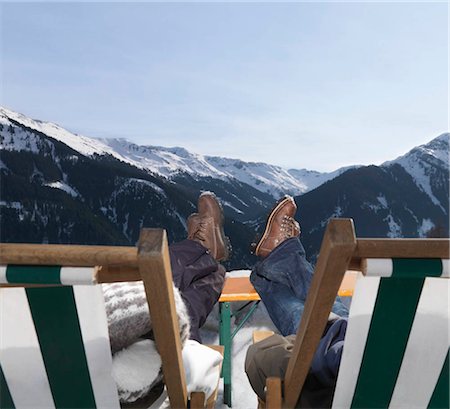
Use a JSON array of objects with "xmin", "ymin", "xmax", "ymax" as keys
[
  {"xmin": 386, "ymin": 133, "xmax": 449, "ymax": 168},
  {"xmin": 1, "ymin": 106, "xmax": 350, "ymax": 197},
  {"xmin": 204, "ymin": 156, "xmax": 358, "ymax": 197},
  {"xmin": 97, "ymin": 138, "xmax": 227, "ymax": 179},
  {"xmin": 0, "ymin": 106, "xmax": 115, "ymax": 158},
  {"xmin": 205, "ymin": 156, "xmax": 309, "ymax": 197},
  {"xmin": 287, "ymin": 165, "xmax": 360, "ymax": 193},
  {"xmin": 1, "ymin": 106, "xmax": 447, "ymax": 201},
  {"xmin": 383, "ymin": 133, "xmax": 449, "ymax": 211}
]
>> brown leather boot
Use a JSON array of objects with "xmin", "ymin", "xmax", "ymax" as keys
[
  {"xmin": 188, "ymin": 192, "xmax": 230, "ymax": 261},
  {"xmin": 254, "ymin": 196, "xmax": 300, "ymax": 258},
  {"xmin": 187, "ymin": 213, "xmax": 217, "ymax": 257}
]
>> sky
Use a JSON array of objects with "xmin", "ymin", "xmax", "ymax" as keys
[{"xmin": 0, "ymin": 1, "xmax": 448, "ymax": 172}]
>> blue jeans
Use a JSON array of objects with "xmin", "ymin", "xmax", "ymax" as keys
[
  {"xmin": 250, "ymin": 237, "xmax": 349, "ymax": 389},
  {"xmin": 250, "ymin": 237, "xmax": 349, "ymax": 336}
]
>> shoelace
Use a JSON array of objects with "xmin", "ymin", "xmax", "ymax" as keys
[
  {"xmin": 191, "ymin": 220, "xmax": 209, "ymax": 242},
  {"xmin": 280, "ymin": 215, "xmax": 300, "ymax": 238}
]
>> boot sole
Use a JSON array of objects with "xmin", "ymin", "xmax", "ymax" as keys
[{"xmin": 254, "ymin": 196, "xmax": 293, "ymax": 257}]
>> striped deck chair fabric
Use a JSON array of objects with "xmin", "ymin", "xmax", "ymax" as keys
[
  {"xmin": 0, "ymin": 230, "xmax": 222, "ymax": 409},
  {"xmin": 259, "ymin": 219, "xmax": 449, "ymax": 409},
  {"xmin": 333, "ymin": 259, "xmax": 449, "ymax": 409},
  {"xmin": 0, "ymin": 266, "xmax": 120, "ymax": 409}
]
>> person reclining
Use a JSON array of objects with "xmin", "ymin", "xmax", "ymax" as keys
[
  {"xmin": 105, "ymin": 191, "xmax": 230, "ymax": 352},
  {"xmin": 245, "ymin": 196, "xmax": 348, "ymax": 408}
]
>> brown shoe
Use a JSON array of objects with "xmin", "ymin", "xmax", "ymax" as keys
[
  {"xmin": 254, "ymin": 196, "xmax": 300, "ymax": 258},
  {"xmin": 189, "ymin": 192, "xmax": 230, "ymax": 261},
  {"xmin": 187, "ymin": 213, "xmax": 217, "ymax": 257}
]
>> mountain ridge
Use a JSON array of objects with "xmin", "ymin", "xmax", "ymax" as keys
[
  {"xmin": 1, "ymin": 106, "xmax": 448, "ymax": 267},
  {"xmin": 0, "ymin": 106, "xmax": 363, "ymax": 197}
]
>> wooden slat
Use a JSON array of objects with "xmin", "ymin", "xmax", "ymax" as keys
[
  {"xmin": 0, "ymin": 243, "xmax": 137, "ymax": 267},
  {"xmin": 191, "ymin": 392, "xmax": 206, "ymax": 409},
  {"xmin": 206, "ymin": 345, "xmax": 224, "ymax": 354},
  {"xmin": 349, "ymin": 257, "xmax": 363, "ymax": 271},
  {"xmin": 252, "ymin": 330, "xmax": 275, "ymax": 344},
  {"xmin": 265, "ymin": 377, "xmax": 282, "ymax": 409},
  {"xmin": 219, "ymin": 277, "xmax": 261, "ymax": 302},
  {"xmin": 283, "ymin": 218, "xmax": 357, "ymax": 408},
  {"xmin": 138, "ymin": 229, "xmax": 188, "ymax": 409},
  {"xmin": 95, "ymin": 265, "xmax": 141, "ymax": 283},
  {"xmin": 354, "ymin": 239, "xmax": 450, "ymax": 259}
]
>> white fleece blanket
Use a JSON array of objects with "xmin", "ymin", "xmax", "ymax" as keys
[{"xmin": 112, "ymin": 339, "xmax": 222, "ymax": 403}]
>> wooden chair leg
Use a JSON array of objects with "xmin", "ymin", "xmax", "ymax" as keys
[
  {"xmin": 191, "ymin": 392, "xmax": 206, "ymax": 409},
  {"xmin": 265, "ymin": 377, "xmax": 282, "ymax": 409}
]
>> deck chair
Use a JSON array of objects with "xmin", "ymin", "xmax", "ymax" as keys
[
  {"xmin": 0, "ymin": 228, "xmax": 222, "ymax": 409},
  {"xmin": 256, "ymin": 219, "xmax": 449, "ymax": 409}
]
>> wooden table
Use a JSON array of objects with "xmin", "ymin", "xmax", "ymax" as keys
[{"xmin": 218, "ymin": 271, "xmax": 358, "ymax": 407}]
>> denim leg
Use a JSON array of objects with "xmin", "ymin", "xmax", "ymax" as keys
[
  {"xmin": 250, "ymin": 273, "xmax": 305, "ymax": 336},
  {"xmin": 250, "ymin": 237, "xmax": 349, "ymax": 334},
  {"xmin": 332, "ymin": 295, "xmax": 350, "ymax": 318},
  {"xmin": 252, "ymin": 237, "xmax": 313, "ymax": 301}
]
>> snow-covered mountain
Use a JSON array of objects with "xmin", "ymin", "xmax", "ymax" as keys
[
  {"xmin": 1, "ymin": 105, "xmax": 448, "ymax": 267},
  {"xmin": 292, "ymin": 134, "xmax": 449, "ymax": 259},
  {"xmin": 383, "ymin": 133, "xmax": 449, "ymax": 212},
  {"xmin": 203, "ymin": 156, "xmax": 358, "ymax": 197},
  {"xmin": 0, "ymin": 106, "xmax": 352, "ymax": 198}
]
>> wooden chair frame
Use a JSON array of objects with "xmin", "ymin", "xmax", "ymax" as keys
[
  {"xmin": 0, "ymin": 228, "xmax": 220, "ymax": 409},
  {"xmin": 257, "ymin": 219, "xmax": 449, "ymax": 408}
]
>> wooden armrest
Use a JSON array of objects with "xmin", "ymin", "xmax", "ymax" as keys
[{"xmin": 253, "ymin": 330, "xmax": 275, "ymax": 344}]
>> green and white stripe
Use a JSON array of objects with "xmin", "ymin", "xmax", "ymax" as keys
[
  {"xmin": 365, "ymin": 258, "xmax": 450, "ymax": 278},
  {"xmin": 0, "ymin": 285, "xmax": 119, "ymax": 409},
  {"xmin": 333, "ymin": 275, "xmax": 450, "ymax": 409},
  {"xmin": 0, "ymin": 265, "xmax": 96, "ymax": 285},
  {"xmin": 388, "ymin": 278, "xmax": 449, "ymax": 408},
  {"xmin": 332, "ymin": 276, "xmax": 381, "ymax": 409},
  {"xmin": 0, "ymin": 287, "xmax": 55, "ymax": 408},
  {"xmin": 73, "ymin": 286, "xmax": 120, "ymax": 409}
]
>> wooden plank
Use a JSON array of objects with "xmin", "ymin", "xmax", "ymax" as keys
[
  {"xmin": 265, "ymin": 377, "xmax": 282, "ymax": 409},
  {"xmin": 206, "ymin": 345, "xmax": 225, "ymax": 354},
  {"xmin": 138, "ymin": 228, "xmax": 188, "ymax": 409},
  {"xmin": 252, "ymin": 330, "xmax": 275, "ymax": 344},
  {"xmin": 95, "ymin": 265, "xmax": 141, "ymax": 283},
  {"xmin": 219, "ymin": 277, "xmax": 261, "ymax": 302},
  {"xmin": 219, "ymin": 293, "xmax": 261, "ymax": 302},
  {"xmin": 0, "ymin": 243, "xmax": 137, "ymax": 267},
  {"xmin": 283, "ymin": 218, "xmax": 357, "ymax": 408},
  {"xmin": 349, "ymin": 257, "xmax": 363, "ymax": 271},
  {"xmin": 354, "ymin": 239, "xmax": 450, "ymax": 259},
  {"xmin": 191, "ymin": 392, "xmax": 206, "ymax": 409}
]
